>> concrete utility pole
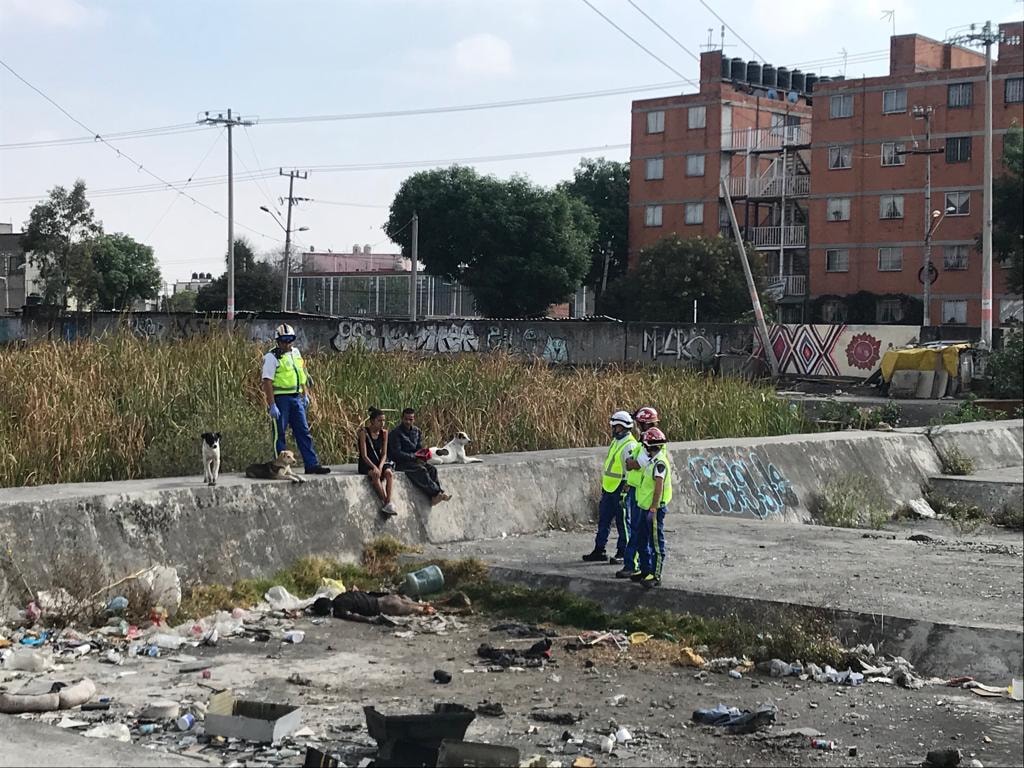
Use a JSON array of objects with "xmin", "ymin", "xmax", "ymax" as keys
[
  {"xmin": 196, "ymin": 109, "xmax": 254, "ymax": 326},
  {"xmin": 904, "ymin": 106, "xmax": 944, "ymax": 326},
  {"xmin": 409, "ymin": 212, "xmax": 419, "ymax": 322},
  {"xmin": 601, "ymin": 239, "xmax": 613, "ymax": 294},
  {"xmin": 720, "ymin": 178, "xmax": 779, "ymax": 377},
  {"xmin": 947, "ymin": 21, "xmax": 1000, "ymax": 347},
  {"xmin": 278, "ymin": 169, "xmax": 309, "ymax": 312}
]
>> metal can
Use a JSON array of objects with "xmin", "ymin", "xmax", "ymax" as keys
[{"xmin": 810, "ymin": 738, "xmax": 836, "ymax": 751}]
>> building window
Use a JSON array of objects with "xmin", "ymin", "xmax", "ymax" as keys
[
  {"xmin": 688, "ymin": 106, "xmax": 706, "ymax": 129},
  {"xmin": 1000, "ymin": 298, "xmax": 1023, "ymax": 324},
  {"xmin": 825, "ymin": 249, "xmax": 849, "ymax": 272},
  {"xmin": 685, "ymin": 154, "xmax": 705, "ymax": 176},
  {"xmin": 646, "ymin": 111, "xmax": 665, "ymax": 134},
  {"xmin": 828, "ymin": 144, "xmax": 852, "ymax": 169},
  {"xmin": 684, "ymin": 203, "xmax": 704, "ymax": 225},
  {"xmin": 948, "ymin": 82, "xmax": 972, "ymax": 108},
  {"xmin": 945, "ymin": 191, "xmax": 970, "ymax": 216},
  {"xmin": 877, "ymin": 298, "xmax": 904, "ymax": 323},
  {"xmin": 822, "ymin": 299, "xmax": 847, "ymax": 323},
  {"xmin": 943, "ymin": 244, "xmax": 969, "ymax": 270},
  {"xmin": 880, "ymin": 194, "xmax": 904, "ymax": 220},
  {"xmin": 1007, "ymin": 77, "xmax": 1024, "ymax": 104},
  {"xmin": 942, "ymin": 299, "xmax": 967, "ymax": 325},
  {"xmin": 946, "ymin": 136, "xmax": 972, "ymax": 163},
  {"xmin": 645, "ymin": 157, "xmax": 664, "ymax": 180},
  {"xmin": 644, "ymin": 205, "xmax": 663, "ymax": 227},
  {"xmin": 882, "ymin": 88, "xmax": 907, "ymax": 114},
  {"xmin": 878, "ymin": 247, "xmax": 903, "ymax": 272},
  {"xmin": 881, "ymin": 142, "xmax": 906, "ymax": 166},
  {"xmin": 826, "ymin": 198, "xmax": 851, "ymax": 221},
  {"xmin": 830, "ymin": 93, "xmax": 853, "ymax": 118}
]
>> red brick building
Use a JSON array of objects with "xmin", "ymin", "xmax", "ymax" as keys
[{"xmin": 628, "ymin": 22, "xmax": 1024, "ymax": 326}]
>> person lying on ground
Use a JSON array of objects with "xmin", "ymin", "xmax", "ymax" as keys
[{"xmin": 310, "ymin": 588, "xmax": 435, "ymax": 623}]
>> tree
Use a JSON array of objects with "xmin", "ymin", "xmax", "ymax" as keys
[
  {"xmin": 21, "ymin": 180, "xmax": 102, "ymax": 308},
  {"xmin": 991, "ymin": 125, "xmax": 1023, "ymax": 294},
  {"xmin": 196, "ymin": 239, "xmax": 281, "ymax": 312},
  {"xmin": 597, "ymin": 235, "xmax": 772, "ymax": 323},
  {"xmin": 557, "ymin": 158, "xmax": 629, "ymax": 292},
  {"xmin": 70, "ymin": 233, "xmax": 162, "ymax": 310},
  {"xmin": 165, "ymin": 290, "xmax": 197, "ymax": 312},
  {"xmin": 385, "ymin": 166, "xmax": 596, "ymax": 317}
]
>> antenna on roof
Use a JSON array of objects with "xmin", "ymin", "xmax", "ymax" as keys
[{"xmin": 881, "ymin": 10, "xmax": 895, "ymax": 37}]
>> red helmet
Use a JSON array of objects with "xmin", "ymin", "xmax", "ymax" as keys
[
  {"xmin": 641, "ymin": 427, "xmax": 667, "ymax": 446},
  {"xmin": 635, "ymin": 406, "xmax": 659, "ymax": 424}
]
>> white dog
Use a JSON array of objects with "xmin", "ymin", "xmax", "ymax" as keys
[
  {"xmin": 200, "ymin": 432, "xmax": 221, "ymax": 486},
  {"xmin": 427, "ymin": 432, "xmax": 482, "ymax": 465}
]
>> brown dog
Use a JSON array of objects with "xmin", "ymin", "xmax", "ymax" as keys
[{"xmin": 245, "ymin": 450, "xmax": 304, "ymax": 483}]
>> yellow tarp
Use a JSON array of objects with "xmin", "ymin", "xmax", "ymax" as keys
[{"xmin": 880, "ymin": 343, "xmax": 971, "ymax": 382}]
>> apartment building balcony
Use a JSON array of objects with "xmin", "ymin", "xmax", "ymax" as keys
[
  {"xmin": 748, "ymin": 225, "xmax": 807, "ymax": 248},
  {"xmin": 766, "ymin": 274, "xmax": 807, "ymax": 297},
  {"xmin": 723, "ymin": 174, "xmax": 810, "ymax": 198},
  {"xmin": 721, "ymin": 124, "xmax": 812, "ymax": 152}
]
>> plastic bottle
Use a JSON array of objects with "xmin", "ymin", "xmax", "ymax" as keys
[
  {"xmin": 176, "ymin": 713, "xmax": 195, "ymax": 731},
  {"xmin": 810, "ymin": 738, "xmax": 836, "ymax": 751},
  {"xmin": 401, "ymin": 565, "xmax": 445, "ymax": 597}
]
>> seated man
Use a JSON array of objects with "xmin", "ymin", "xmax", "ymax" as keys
[{"xmin": 387, "ymin": 407, "xmax": 451, "ymax": 505}]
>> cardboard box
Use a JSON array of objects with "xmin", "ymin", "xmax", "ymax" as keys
[{"xmin": 205, "ymin": 691, "xmax": 301, "ymax": 743}]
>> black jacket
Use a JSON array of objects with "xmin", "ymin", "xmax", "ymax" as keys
[{"xmin": 388, "ymin": 424, "xmax": 423, "ymax": 465}]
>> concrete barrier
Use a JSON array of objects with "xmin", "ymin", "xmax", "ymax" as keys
[
  {"xmin": 0, "ymin": 421, "xmax": 1018, "ymax": 596},
  {"xmin": 927, "ymin": 419, "xmax": 1024, "ymax": 471}
]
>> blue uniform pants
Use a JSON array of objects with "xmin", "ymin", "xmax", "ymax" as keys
[
  {"xmin": 272, "ymin": 394, "xmax": 321, "ymax": 469},
  {"xmin": 594, "ymin": 487, "xmax": 628, "ymax": 557},
  {"xmin": 621, "ymin": 487, "xmax": 644, "ymax": 573},
  {"xmin": 635, "ymin": 506, "xmax": 667, "ymax": 579}
]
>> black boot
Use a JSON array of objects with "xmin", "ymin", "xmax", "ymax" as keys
[{"xmin": 582, "ymin": 549, "xmax": 607, "ymax": 562}]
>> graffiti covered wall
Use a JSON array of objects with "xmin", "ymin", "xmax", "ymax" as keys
[
  {"xmin": 624, "ymin": 323, "xmax": 755, "ymax": 369},
  {"xmin": 683, "ymin": 450, "xmax": 799, "ymax": 520},
  {"xmin": 756, "ymin": 324, "xmax": 919, "ymax": 378}
]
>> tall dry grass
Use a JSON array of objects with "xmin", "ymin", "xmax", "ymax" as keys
[{"xmin": 0, "ymin": 333, "xmax": 805, "ymax": 487}]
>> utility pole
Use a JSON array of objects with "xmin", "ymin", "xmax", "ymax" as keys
[
  {"xmin": 409, "ymin": 212, "xmax": 419, "ymax": 322},
  {"xmin": 904, "ymin": 106, "xmax": 943, "ymax": 326},
  {"xmin": 278, "ymin": 169, "xmax": 309, "ymax": 312},
  {"xmin": 720, "ymin": 178, "xmax": 779, "ymax": 377},
  {"xmin": 197, "ymin": 109, "xmax": 254, "ymax": 326},
  {"xmin": 947, "ymin": 21, "xmax": 1000, "ymax": 347},
  {"xmin": 601, "ymin": 240, "xmax": 612, "ymax": 294}
]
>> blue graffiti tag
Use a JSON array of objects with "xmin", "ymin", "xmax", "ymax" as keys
[{"xmin": 686, "ymin": 452, "xmax": 798, "ymax": 519}]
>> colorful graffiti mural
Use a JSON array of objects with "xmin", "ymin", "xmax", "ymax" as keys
[
  {"xmin": 756, "ymin": 324, "xmax": 919, "ymax": 378},
  {"xmin": 685, "ymin": 451, "xmax": 798, "ymax": 520}
]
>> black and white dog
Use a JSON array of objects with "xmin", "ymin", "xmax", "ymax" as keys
[
  {"xmin": 200, "ymin": 432, "xmax": 221, "ymax": 486},
  {"xmin": 427, "ymin": 432, "xmax": 482, "ymax": 465}
]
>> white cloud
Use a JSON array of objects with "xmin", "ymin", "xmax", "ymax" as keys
[
  {"xmin": 452, "ymin": 33, "xmax": 514, "ymax": 76},
  {"xmin": 0, "ymin": 0, "xmax": 101, "ymax": 28}
]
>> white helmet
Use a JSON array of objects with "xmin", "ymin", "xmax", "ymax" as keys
[
  {"xmin": 609, "ymin": 410, "xmax": 634, "ymax": 429},
  {"xmin": 275, "ymin": 323, "xmax": 296, "ymax": 340}
]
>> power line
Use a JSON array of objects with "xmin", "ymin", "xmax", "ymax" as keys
[
  {"xmin": 0, "ymin": 57, "xmax": 281, "ymax": 244},
  {"xmin": 0, "ymin": 124, "xmax": 205, "ymax": 150},
  {"xmin": 698, "ymin": 0, "xmax": 766, "ymax": 61},
  {"xmin": 144, "ymin": 127, "xmax": 225, "ymax": 240},
  {"xmin": 626, "ymin": 0, "xmax": 700, "ymax": 61},
  {"xmin": 242, "ymin": 125, "xmax": 281, "ymax": 214},
  {"xmin": 308, "ymin": 199, "xmax": 390, "ymax": 209},
  {"xmin": 577, "ymin": 0, "xmax": 698, "ymax": 84}
]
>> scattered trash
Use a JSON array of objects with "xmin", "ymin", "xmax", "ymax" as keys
[
  {"xmin": 849, "ymin": 746, "xmax": 858, "ymax": 757},
  {"xmin": 263, "ymin": 586, "xmax": 316, "ymax": 612},
  {"xmin": 99, "ymin": 649, "xmax": 123, "ymax": 665},
  {"xmin": 437, "ymin": 739, "xmax": 520, "ymax": 767},
  {"xmin": 304, "ymin": 746, "xmax": 342, "ymax": 768},
  {"xmin": 571, "ymin": 759, "xmax": 596, "ymax": 768},
  {"xmin": 924, "ymin": 747, "xmax": 962, "ymax": 767},
  {"xmin": 606, "ymin": 694, "xmax": 627, "ymax": 707},
  {"xmin": 4, "ymin": 649, "xmax": 47, "ymax": 672},
  {"xmin": 56, "ymin": 716, "xmax": 89, "ymax": 729},
  {"xmin": 759, "ymin": 658, "xmax": 803, "ymax": 678},
  {"xmin": 531, "ymin": 711, "xmax": 580, "ymax": 725},
  {"xmin": 1012, "ymin": 678, "xmax": 1023, "ymax": 701},
  {"xmin": 434, "ymin": 669, "xmax": 453, "ymax": 684},
  {"xmin": 614, "ymin": 726, "xmax": 632, "ymax": 743},
  {"xmin": 905, "ymin": 498, "xmax": 937, "ymax": 519},
  {"xmin": 728, "ymin": 670, "xmax": 743, "ymax": 679},
  {"xmin": 141, "ymin": 700, "xmax": 181, "ymax": 720},
  {"xmin": 599, "ymin": 735, "xmax": 615, "ymax": 753},
  {"xmin": 476, "ymin": 701, "xmax": 505, "ymax": 717},
  {"xmin": 288, "ymin": 672, "xmax": 313, "ymax": 687},
  {"xmin": 283, "ymin": 630, "xmax": 305, "ymax": 644},
  {"xmin": 106, "ymin": 596, "xmax": 129, "ymax": 615},
  {"xmin": 206, "ymin": 691, "xmax": 303, "ymax": 743},
  {"xmin": 176, "ymin": 713, "xmax": 196, "ymax": 731},
  {"xmin": 628, "ymin": 632, "xmax": 651, "ymax": 645},
  {"xmin": 364, "ymin": 703, "xmax": 475, "ymax": 768},
  {"xmin": 83, "ymin": 723, "xmax": 131, "ymax": 742},
  {"xmin": 692, "ymin": 703, "xmax": 777, "ymax": 734},
  {"xmin": 810, "ymin": 738, "xmax": 836, "ymax": 750}
]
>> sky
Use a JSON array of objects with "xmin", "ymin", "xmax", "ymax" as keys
[{"xmin": 1, "ymin": 0, "xmax": 1021, "ymax": 287}]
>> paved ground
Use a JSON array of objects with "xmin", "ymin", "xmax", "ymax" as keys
[
  {"xmin": 2, "ymin": 612, "xmax": 1022, "ymax": 768},
  {"xmin": 426, "ymin": 517, "xmax": 1024, "ymax": 632}
]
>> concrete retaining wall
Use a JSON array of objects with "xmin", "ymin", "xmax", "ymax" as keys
[
  {"xmin": 1, "ymin": 420, "xmax": 1018, "ymax": 596},
  {"xmin": 928, "ymin": 420, "xmax": 1024, "ymax": 470}
]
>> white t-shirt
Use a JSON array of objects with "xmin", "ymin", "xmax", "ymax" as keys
[{"xmin": 261, "ymin": 347, "xmax": 303, "ymax": 382}]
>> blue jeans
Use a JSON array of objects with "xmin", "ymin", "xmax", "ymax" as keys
[
  {"xmin": 272, "ymin": 394, "xmax": 321, "ymax": 469},
  {"xmin": 621, "ymin": 488, "xmax": 643, "ymax": 572},
  {"xmin": 636, "ymin": 506, "xmax": 667, "ymax": 579},
  {"xmin": 594, "ymin": 487, "xmax": 628, "ymax": 556}
]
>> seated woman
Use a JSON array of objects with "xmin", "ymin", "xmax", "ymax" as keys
[{"xmin": 357, "ymin": 406, "xmax": 397, "ymax": 517}]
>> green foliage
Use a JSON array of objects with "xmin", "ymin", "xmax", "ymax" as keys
[
  {"xmin": 812, "ymin": 474, "xmax": 889, "ymax": 529},
  {"xmin": 197, "ymin": 240, "xmax": 281, "ymax": 312},
  {"xmin": 935, "ymin": 394, "xmax": 1001, "ymax": 425},
  {"xmin": 385, "ymin": 166, "xmax": 595, "ymax": 317},
  {"xmin": 164, "ymin": 291, "xmax": 197, "ymax": 312},
  {"xmin": 991, "ymin": 125, "xmax": 1023, "ymax": 294},
  {"xmin": 923, "ymin": 489, "xmax": 986, "ymax": 534},
  {"xmin": 20, "ymin": 179, "xmax": 103, "ymax": 308},
  {"xmin": 818, "ymin": 398, "xmax": 902, "ymax": 429},
  {"xmin": 939, "ymin": 445, "xmax": 976, "ymax": 476},
  {"xmin": 986, "ymin": 327, "xmax": 1023, "ymax": 399},
  {"xmin": 70, "ymin": 233, "xmax": 162, "ymax": 310},
  {"xmin": 597, "ymin": 235, "xmax": 771, "ymax": 323},
  {"xmin": 556, "ymin": 157, "xmax": 629, "ymax": 290}
]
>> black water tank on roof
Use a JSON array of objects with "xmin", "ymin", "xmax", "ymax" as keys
[
  {"xmin": 746, "ymin": 61, "xmax": 762, "ymax": 86},
  {"xmin": 731, "ymin": 57, "xmax": 747, "ymax": 82},
  {"xmin": 721, "ymin": 55, "xmax": 732, "ymax": 79},
  {"xmin": 804, "ymin": 73, "xmax": 818, "ymax": 93},
  {"xmin": 761, "ymin": 64, "xmax": 777, "ymax": 88},
  {"xmin": 776, "ymin": 67, "xmax": 791, "ymax": 90},
  {"xmin": 790, "ymin": 70, "xmax": 806, "ymax": 93}
]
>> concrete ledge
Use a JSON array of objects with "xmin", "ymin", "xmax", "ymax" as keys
[
  {"xmin": 928, "ymin": 419, "xmax": 1024, "ymax": 470},
  {"xmin": 930, "ymin": 468, "xmax": 1024, "ymax": 515}
]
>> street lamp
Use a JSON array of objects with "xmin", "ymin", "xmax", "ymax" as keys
[
  {"xmin": 923, "ymin": 205, "xmax": 957, "ymax": 326},
  {"xmin": 259, "ymin": 206, "xmax": 309, "ymax": 311}
]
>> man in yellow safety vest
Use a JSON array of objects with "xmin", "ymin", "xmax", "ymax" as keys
[
  {"xmin": 582, "ymin": 411, "xmax": 637, "ymax": 565},
  {"xmin": 616, "ymin": 406, "xmax": 660, "ymax": 580},
  {"xmin": 634, "ymin": 427, "xmax": 672, "ymax": 588}
]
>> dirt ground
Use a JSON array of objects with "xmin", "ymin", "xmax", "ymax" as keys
[{"xmin": 3, "ymin": 609, "xmax": 1021, "ymax": 767}]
